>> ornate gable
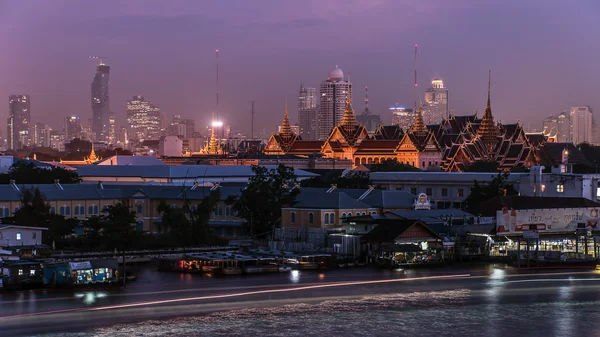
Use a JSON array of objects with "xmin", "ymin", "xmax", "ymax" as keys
[{"xmin": 263, "ymin": 100, "xmax": 301, "ymax": 154}]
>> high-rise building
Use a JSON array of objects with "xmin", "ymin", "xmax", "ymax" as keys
[
  {"xmin": 542, "ymin": 111, "xmax": 571, "ymax": 143},
  {"xmin": 168, "ymin": 115, "xmax": 196, "ymax": 138},
  {"xmin": 356, "ymin": 86, "xmax": 381, "ymax": 134},
  {"xmin": 7, "ymin": 94, "xmax": 31, "ymax": 150},
  {"xmin": 108, "ymin": 114, "xmax": 116, "ymax": 145},
  {"xmin": 390, "ymin": 104, "xmax": 415, "ymax": 131},
  {"xmin": 422, "ymin": 78, "xmax": 448, "ymax": 124},
  {"xmin": 298, "ymin": 85, "xmax": 318, "ymax": 140},
  {"xmin": 126, "ymin": 96, "xmax": 162, "ymax": 141},
  {"xmin": 33, "ymin": 123, "xmax": 51, "ymax": 148},
  {"xmin": 64, "ymin": 116, "xmax": 83, "ymax": 141},
  {"xmin": 91, "ymin": 62, "xmax": 111, "ymax": 142},
  {"xmin": 318, "ymin": 66, "xmax": 351, "ymax": 140},
  {"xmin": 49, "ymin": 130, "xmax": 64, "ymax": 151},
  {"xmin": 569, "ymin": 106, "xmax": 593, "ymax": 145}
]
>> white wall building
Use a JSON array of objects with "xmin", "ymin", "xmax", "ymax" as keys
[
  {"xmin": 318, "ymin": 66, "xmax": 350, "ymax": 140},
  {"xmin": 570, "ymin": 106, "xmax": 593, "ymax": 145},
  {"xmin": 159, "ymin": 135, "xmax": 182, "ymax": 157},
  {"xmin": 0, "ymin": 225, "xmax": 47, "ymax": 247}
]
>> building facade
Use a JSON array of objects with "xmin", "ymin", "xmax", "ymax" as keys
[
  {"xmin": 64, "ymin": 116, "xmax": 83, "ymax": 141},
  {"xmin": 318, "ymin": 66, "xmax": 351, "ymax": 140},
  {"xmin": 32, "ymin": 123, "xmax": 51, "ymax": 148},
  {"xmin": 126, "ymin": 96, "xmax": 162, "ymax": 141},
  {"xmin": 423, "ymin": 78, "xmax": 449, "ymax": 125},
  {"xmin": 91, "ymin": 63, "xmax": 111, "ymax": 142},
  {"xmin": 8, "ymin": 94, "xmax": 31, "ymax": 150},
  {"xmin": 390, "ymin": 104, "xmax": 415, "ymax": 131},
  {"xmin": 298, "ymin": 85, "xmax": 318, "ymax": 140},
  {"xmin": 356, "ymin": 86, "xmax": 381, "ymax": 134},
  {"xmin": 570, "ymin": 106, "xmax": 593, "ymax": 145}
]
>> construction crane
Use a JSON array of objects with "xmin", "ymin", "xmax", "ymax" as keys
[{"xmin": 89, "ymin": 56, "xmax": 109, "ymax": 65}]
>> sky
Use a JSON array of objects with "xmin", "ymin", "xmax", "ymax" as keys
[{"xmin": 1, "ymin": 0, "xmax": 600, "ymax": 136}]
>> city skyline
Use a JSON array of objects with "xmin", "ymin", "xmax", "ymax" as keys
[{"xmin": 2, "ymin": 1, "xmax": 600, "ymax": 136}]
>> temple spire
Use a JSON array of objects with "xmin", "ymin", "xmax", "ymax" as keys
[
  {"xmin": 477, "ymin": 70, "xmax": 498, "ymax": 152},
  {"xmin": 412, "ymin": 104, "xmax": 427, "ymax": 135},
  {"xmin": 484, "ymin": 69, "xmax": 492, "ymax": 119},
  {"xmin": 88, "ymin": 142, "xmax": 98, "ymax": 162},
  {"xmin": 279, "ymin": 98, "xmax": 292, "ymax": 136},
  {"xmin": 339, "ymin": 73, "xmax": 358, "ymax": 127}
]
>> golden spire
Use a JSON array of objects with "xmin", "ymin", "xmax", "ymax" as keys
[
  {"xmin": 478, "ymin": 70, "xmax": 498, "ymax": 151},
  {"xmin": 484, "ymin": 69, "xmax": 492, "ymax": 119},
  {"xmin": 88, "ymin": 142, "xmax": 98, "ymax": 162},
  {"xmin": 279, "ymin": 98, "xmax": 292, "ymax": 136},
  {"xmin": 339, "ymin": 73, "xmax": 358, "ymax": 127},
  {"xmin": 412, "ymin": 104, "xmax": 427, "ymax": 135}
]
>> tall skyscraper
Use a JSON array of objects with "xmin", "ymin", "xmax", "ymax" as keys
[
  {"xmin": 33, "ymin": 123, "xmax": 51, "ymax": 148},
  {"xmin": 542, "ymin": 111, "xmax": 570, "ymax": 143},
  {"xmin": 91, "ymin": 62, "xmax": 111, "ymax": 142},
  {"xmin": 356, "ymin": 86, "xmax": 381, "ymax": 134},
  {"xmin": 64, "ymin": 116, "xmax": 83, "ymax": 141},
  {"xmin": 108, "ymin": 114, "xmax": 116, "ymax": 145},
  {"xmin": 126, "ymin": 96, "xmax": 162, "ymax": 141},
  {"xmin": 570, "ymin": 106, "xmax": 593, "ymax": 145},
  {"xmin": 390, "ymin": 104, "xmax": 415, "ymax": 131},
  {"xmin": 318, "ymin": 66, "xmax": 351, "ymax": 140},
  {"xmin": 168, "ymin": 115, "xmax": 196, "ymax": 138},
  {"xmin": 297, "ymin": 84, "xmax": 317, "ymax": 140},
  {"xmin": 422, "ymin": 78, "xmax": 448, "ymax": 124},
  {"xmin": 7, "ymin": 94, "xmax": 31, "ymax": 150}
]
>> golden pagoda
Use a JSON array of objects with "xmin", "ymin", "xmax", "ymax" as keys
[
  {"xmin": 264, "ymin": 99, "xmax": 301, "ymax": 155},
  {"xmin": 477, "ymin": 70, "xmax": 499, "ymax": 151},
  {"xmin": 60, "ymin": 142, "xmax": 102, "ymax": 165},
  {"xmin": 200, "ymin": 121, "xmax": 224, "ymax": 155}
]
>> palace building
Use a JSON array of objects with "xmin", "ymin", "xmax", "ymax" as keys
[{"xmin": 264, "ymin": 72, "xmax": 546, "ymax": 171}]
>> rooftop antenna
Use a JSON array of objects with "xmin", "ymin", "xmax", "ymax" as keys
[
  {"xmin": 413, "ymin": 44, "xmax": 418, "ymax": 112},
  {"xmin": 364, "ymin": 86, "xmax": 370, "ymax": 115},
  {"xmin": 89, "ymin": 56, "xmax": 108, "ymax": 65},
  {"xmin": 251, "ymin": 101, "xmax": 255, "ymax": 139}
]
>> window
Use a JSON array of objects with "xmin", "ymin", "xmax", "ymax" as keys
[
  {"xmin": 30, "ymin": 270, "xmax": 36, "ymax": 276},
  {"xmin": 94, "ymin": 206, "xmax": 99, "ymax": 214},
  {"xmin": 59, "ymin": 206, "xmax": 65, "ymax": 215},
  {"xmin": 16, "ymin": 232, "xmax": 22, "ymax": 240},
  {"xmin": 557, "ymin": 184, "xmax": 564, "ymax": 193},
  {"xmin": 291, "ymin": 212, "xmax": 296, "ymax": 224},
  {"xmin": 341, "ymin": 212, "xmax": 346, "ymax": 218},
  {"xmin": 330, "ymin": 213, "xmax": 335, "ymax": 224},
  {"xmin": 441, "ymin": 188, "xmax": 448, "ymax": 197},
  {"xmin": 324, "ymin": 213, "xmax": 329, "ymax": 224},
  {"xmin": 65, "ymin": 206, "xmax": 71, "ymax": 216},
  {"xmin": 410, "ymin": 187, "xmax": 417, "ymax": 195},
  {"xmin": 214, "ymin": 208, "xmax": 218, "ymax": 216},
  {"xmin": 3, "ymin": 208, "xmax": 9, "ymax": 217},
  {"xmin": 88, "ymin": 206, "xmax": 94, "ymax": 215},
  {"xmin": 309, "ymin": 213, "xmax": 314, "ymax": 224},
  {"xmin": 218, "ymin": 207, "xmax": 223, "ymax": 216},
  {"xmin": 458, "ymin": 189, "xmax": 464, "ymax": 197},
  {"xmin": 32, "ymin": 232, "xmax": 36, "ymax": 240},
  {"xmin": 18, "ymin": 269, "xmax": 23, "ymax": 276},
  {"xmin": 541, "ymin": 184, "xmax": 546, "ymax": 193},
  {"xmin": 422, "ymin": 161, "xmax": 425, "ymax": 168},
  {"xmin": 74, "ymin": 206, "xmax": 79, "ymax": 215},
  {"xmin": 79, "ymin": 206, "xmax": 85, "ymax": 215},
  {"xmin": 137, "ymin": 205, "xmax": 143, "ymax": 214},
  {"xmin": 362, "ymin": 212, "xmax": 366, "ymax": 216},
  {"xmin": 426, "ymin": 188, "xmax": 432, "ymax": 195},
  {"xmin": 356, "ymin": 212, "xmax": 360, "ymax": 216}
]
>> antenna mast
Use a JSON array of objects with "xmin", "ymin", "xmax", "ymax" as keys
[
  {"xmin": 364, "ymin": 86, "xmax": 370, "ymax": 115},
  {"xmin": 251, "ymin": 101, "xmax": 255, "ymax": 139},
  {"xmin": 413, "ymin": 44, "xmax": 418, "ymax": 112}
]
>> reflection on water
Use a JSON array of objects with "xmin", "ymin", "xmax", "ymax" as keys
[{"xmin": 41, "ymin": 288, "xmax": 600, "ymax": 337}]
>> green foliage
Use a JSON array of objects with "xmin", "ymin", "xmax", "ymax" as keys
[
  {"xmin": 369, "ymin": 159, "xmax": 422, "ymax": 172},
  {"xmin": 101, "ymin": 203, "xmax": 138, "ymax": 253},
  {"xmin": 463, "ymin": 172, "xmax": 517, "ymax": 214},
  {"xmin": 300, "ymin": 170, "xmax": 372, "ymax": 189},
  {"xmin": 228, "ymin": 165, "xmax": 298, "ymax": 238},
  {"xmin": 157, "ymin": 189, "xmax": 221, "ymax": 248},
  {"xmin": 465, "ymin": 160, "xmax": 500, "ymax": 172},
  {"xmin": 0, "ymin": 162, "xmax": 81, "ymax": 184}
]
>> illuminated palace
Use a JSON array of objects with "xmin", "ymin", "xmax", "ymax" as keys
[{"xmin": 264, "ymin": 71, "xmax": 546, "ymax": 172}]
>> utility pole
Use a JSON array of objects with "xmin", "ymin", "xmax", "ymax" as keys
[{"xmin": 251, "ymin": 101, "xmax": 255, "ymax": 139}]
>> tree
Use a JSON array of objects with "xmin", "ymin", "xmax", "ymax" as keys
[
  {"xmin": 228, "ymin": 165, "xmax": 298, "ymax": 238},
  {"xmin": 463, "ymin": 172, "xmax": 517, "ymax": 214},
  {"xmin": 465, "ymin": 160, "xmax": 500, "ymax": 172},
  {"xmin": 12, "ymin": 187, "xmax": 76, "ymax": 247},
  {"xmin": 369, "ymin": 159, "xmax": 422, "ymax": 172},
  {"xmin": 0, "ymin": 162, "xmax": 81, "ymax": 184},
  {"xmin": 102, "ymin": 202, "xmax": 137, "ymax": 286}
]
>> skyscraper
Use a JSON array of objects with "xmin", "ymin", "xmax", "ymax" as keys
[
  {"xmin": 168, "ymin": 115, "xmax": 196, "ymax": 138},
  {"xmin": 356, "ymin": 86, "xmax": 381, "ymax": 134},
  {"xmin": 542, "ymin": 111, "xmax": 570, "ymax": 143},
  {"xmin": 126, "ymin": 96, "xmax": 162, "ymax": 141},
  {"xmin": 33, "ymin": 123, "xmax": 51, "ymax": 148},
  {"xmin": 569, "ymin": 106, "xmax": 593, "ymax": 145},
  {"xmin": 7, "ymin": 94, "xmax": 31, "ymax": 150},
  {"xmin": 422, "ymin": 78, "xmax": 448, "ymax": 124},
  {"xmin": 64, "ymin": 116, "xmax": 83, "ymax": 141},
  {"xmin": 91, "ymin": 62, "xmax": 111, "ymax": 142},
  {"xmin": 318, "ymin": 66, "xmax": 351, "ymax": 140},
  {"xmin": 390, "ymin": 104, "xmax": 415, "ymax": 131},
  {"xmin": 297, "ymin": 84, "xmax": 317, "ymax": 140}
]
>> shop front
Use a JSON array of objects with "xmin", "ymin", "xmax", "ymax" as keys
[{"xmin": 70, "ymin": 260, "xmax": 117, "ymax": 284}]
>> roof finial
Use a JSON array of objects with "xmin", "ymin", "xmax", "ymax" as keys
[
  {"xmin": 280, "ymin": 98, "xmax": 292, "ymax": 136},
  {"xmin": 487, "ymin": 69, "xmax": 491, "ymax": 109},
  {"xmin": 412, "ymin": 104, "xmax": 427, "ymax": 135},
  {"xmin": 339, "ymin": 72, "xmax": 358, "ymax": 127}
]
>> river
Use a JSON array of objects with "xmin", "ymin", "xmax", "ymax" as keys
[{"xmin": 2, "ymin": 264, "xmax": 600, "ymax": 336}]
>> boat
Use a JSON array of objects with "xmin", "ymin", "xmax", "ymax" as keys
[{"xmin": 259, "ymin": 258, "xmax": 280, "ymax": 273}]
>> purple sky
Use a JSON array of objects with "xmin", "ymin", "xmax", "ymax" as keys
[{"xmin": 1, "ymin": 0, "xmax": 600, "ymax": 136}]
